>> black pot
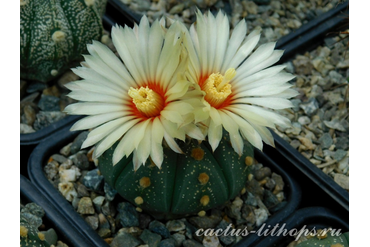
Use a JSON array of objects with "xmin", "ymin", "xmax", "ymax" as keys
[
  {"xmin": 20, "ymin": 14, "xmax": 118, "ymax": 179},
  {"xmin": 103, "ymin": 0, "xmax": 349, "ymax": 215},
  {"xmin": 28, "ymin": 122, "xmax": 301, "ymax": 247},
  {"xmin": 276, "ymin": 1, "xmax": 349, "ymax": 63},
  {"xmin": 265, "ymin": 132, "xmax": 349, "ymax": 217},
  {"xmin": 20, "ymin": 115, "xmax": 82, "ymax": 178},
  {"xmin": 27, "ymin": 125, "xmax": 110, "ymax": 247},
  {"xmin": 252, "ymin": 206, "xmax": 349, "ymax": 247},
  {"xmin": 20, "ymin": 174, "xmax": 95, "ymax": 247}
]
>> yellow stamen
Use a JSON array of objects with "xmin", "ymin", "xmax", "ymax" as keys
[
  {"xmin": 128, "ymin": 86, "xmax": 164, "ymax": 118},
  {"xmin": 202, "ymin": 68, "xmax": 236, "ymax": 108}
]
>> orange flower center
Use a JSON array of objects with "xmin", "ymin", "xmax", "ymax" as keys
[
  {"xmin": 201, "ymin": 68, "xmax": 236, "ymax": 109},
  {"xmin": 128, "ymin": 86, "xmax": 164, "ymax": 118}
]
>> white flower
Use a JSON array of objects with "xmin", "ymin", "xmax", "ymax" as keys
[
  {"xmin": 64, "ymin": 16, "xmax": 204, "ymax": 170},
  {"xmin": 183, "ymin": 10, "xmax": 298, "ymax": 154}
]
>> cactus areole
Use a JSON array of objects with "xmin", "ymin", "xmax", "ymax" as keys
[
  {"xmin": 20, "ymin": 0, "xmax": 107, "ymax": 83},
  {"xmin": 98, "ymin": 133, "xmax": 254, "ymax": 219}
]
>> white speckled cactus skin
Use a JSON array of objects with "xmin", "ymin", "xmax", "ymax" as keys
[{"xmin": 20, "ymin": 0, "xmax": 107, "ymax": 83}]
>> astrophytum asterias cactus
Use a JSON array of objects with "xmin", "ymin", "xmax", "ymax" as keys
[
  {"xmin": 66, "ymin": 11, "xmax": 296, "ymax": 218},
  {"xmin": 20, "ymin": 0, "xmax": 107, "ymax": 83}
]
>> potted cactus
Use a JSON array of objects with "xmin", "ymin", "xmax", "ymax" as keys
[
  {"xmin": 27, "ymin": 9, "xmax": 304, "ymax": 246},
  {"xmin": 295, "ymin": 232, "xmax": 349, "ymax": 247},
  {"xmin": 20, "ymin": 0, "xmax": 109, "ymax": 174},
  {"xmin": 27, "ymin": 123, "xmax": 301, "ymax": 246},
  {"xmin": 253, "ymin": 207, "xmax": 349, "ymax": 247},
  {"xmin": 20, "ymin": 175, "xmax": 97, "ymax": 246},
  {"xmin": 24, "ymin": 1, "xmax": 349, "ymax": 245},
  {"xmin": 62, "ymin": 9, "xmax": 297, "ymax": 217},
  {"xmin": 20, "ymin": 0, "xmax": 107, "ymax": 82}
]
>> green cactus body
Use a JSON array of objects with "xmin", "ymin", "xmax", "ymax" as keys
[
  {"xmin": 98, "ymin": 133, "xmax": 253, "ymax": 219},
  {"xmin": 20, "ymin": 0, "xmax": 107, "ymax": 83},
  {"xmin": 296, "ymin": 231, "xmax": 349, "ymax": 247},
  {"xmin": 20, "ymin": 215, "xmax": 50, "ymax": 247}
]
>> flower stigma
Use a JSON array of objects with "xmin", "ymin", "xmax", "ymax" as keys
[
  {"xmin": 202, "ymin": 68, "xmax": 236, "ymax": 108},
  {"xmin": 128, "ymin": 86, "xmax": 164, "ymax": 118}
]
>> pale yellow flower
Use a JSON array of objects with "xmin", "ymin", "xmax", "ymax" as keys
[
  {"xmin": 183, "ymin": 10, "xmax": 298, "ymax": 154},
  {"xmin": 65, "ymin": 16, "xmax": 203, "ymax": 170}
]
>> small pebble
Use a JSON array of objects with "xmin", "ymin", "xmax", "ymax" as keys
[
  {"xmin": 140, "ymin": 229, "xmax": 162, "ymax": 247},
  {"xmin": 77, "ymin": 197, "xmax": 95, "ymax": 215}
]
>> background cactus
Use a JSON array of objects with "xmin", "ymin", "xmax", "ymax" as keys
[
  {"xmin": 20, "ymin": 214, "xmax": 51, "ymax": 247},
  {"xmin": 98, "ymin": 132, "xmax": 254, "ymax": 219},
  {"xmin": 20, "ymin": 0, "xmax": 107, "ymax": 83},
  {"xmin": 295, "ymin": 231, "xmax": 349, "ymax": 247}
]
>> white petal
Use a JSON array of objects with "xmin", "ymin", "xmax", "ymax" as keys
[
  {"xmin": 234, "ymin": 42, "xmax": 276, "ymax": 80},
  {"xmin": 205, "ymin": 10, "xmax": 217, "ymax": 74},
  {"xmin": 89, "ymin": 41, "xmax": 137, "ymax": 88},
  {"xmin": 148, "ymin": 20, "xmax": 164, "ymax": 82},
  {"xmin": 250, "ymin": 124, "xmax": 275, "ymax": 147},
  {"xmin": 181, "ymin": 123, "xmax": 204, "ymax": 140},
  {"xmin": 165, "ymin": 80, "xmax": 190, "ymax": 101},
  {"xmin": 67, "ymin": 91, "xmax": 124, "ymax": 104},
  {"xmin": 132, "ymin": 150, "xmax": 143, "ymax": 171},
  {"xmin": 64, "ymin": 102, "xmax": 128, "ymax": 115},
  {"xmin": 160, "ymin": 118, "xmax": 185, "ymax": 140},
  {"xmin": 208, "ymin": 119, "xmax": 223, "ymax": 151},
  {"xmin": 226, "ymin": 105, "xmax": 272, "ymax": 128},
  {"xmin": 219, "ymin": 110, "xmax": 239, "ymax": 134},
  {"xmin": 165, "ymin": 101, "xmax": 194, "ymax": 115},
  {"xmin": 70, "ymin": 112, "xmax": 124, "ymax": 131},
  {"xmin": 234, "ymin": 83, "xmax": 293, "ymax": 97},
  {"xmin": 209, "ymin": 107, "xmax": 222, "ymax": 126},
  {"xmin": 133, "ymin": 120, "xmax": 151, "ymax": 149},
  {"xmin": 83, "ymin": 54, "xmax": 132, "ymax": 90},
  {"xmin": 221, "ymin": 19, "xmax": 247, "ymax": 72},
  {"xmin": 82, "ymin": 117, "xmax": 129, "ymax": 148},
  {"xmin": 152, "ymin": 117, "xmax": 165, "ymax": 144},
  {"xmin": 70, "ymin": 67, "xmax": 127, "ymax": 93},
  {"xmin": 163, "ymin": 130, "xmax": 183, "ymax": 154},
  {"xmin": 65, "ymin": 79, "xmax": 127, "ymax": 100},
  {"xmin": 195, "ymin": 10, "xmax": 209, "ymax": 74},
  {"xmin": 189, "ymin": 23, "xmax": 200, "ymax": 57},
  {"xmin": 224, "ymin": 111, "xmax": 263, "ymax": 150},
  {"xmin": 136, "ymin": 123, "xmax": 152, "ymax": 165},
  {"xmin": 268, "ymin": 89, "xmax": 300, "ymax": 98},
  {"xmin": 182, "ymin": 25, "xmax": 200, "ymax": 79},
  {"xmin": 236, "ymin": 49, "xmax": 284, "ymax": 80},
  {"xmin": 112, "ymin": 127, "xmax": 138, "ymax": 165},
  {"xmin": 233, "ymin": 65, "xmax": 287, "ymax": 90},
  {"xmin": 156, "ymin": 22, "xmax": 182, "ymax": 89},
  {"xmin": 232, "ymin": 104, "xmax": 291, "ymax": 128},
  {"xmin": 232, "ymin": 97, "xmax": 293, "ymax": 109},
  {"xmin": 150, "ymin": 141, "xmax": 164, "ymax": 168},
  {"xmin": 111, "ymin": 25, "xmax": 144, "ymax": 84},
  {"xmin": 228, "ymin": 31, "xmax": 260, "ymax": 69},
  {"xmin": 94, "ymin": 118, "xmax": 140, "ymax": 158},
  {"xmin": 213, "ymin": 11, "xmax": 230, "ymax": 72},
  {"xmin": 219, "ymin": 111, "xmax": 243, "ymax": 155},
  {"xmin": 229, "ymin": 132, "xmax": 244, "ymax": 156},
  {"xmin": 138, "ymin": 16, "xmax": 150, "ymax": 77}
]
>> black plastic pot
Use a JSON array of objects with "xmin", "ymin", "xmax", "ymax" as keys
[
  {"xmin": 269, "ymin": 133, "xmax": 349, "ymax": 212},
  {"xmin": 20, "ymin": 14, "xmax": 117, "ymax": 178},
  {"xmin": 107, "ymin": 0, "xmax": 141, "ymax": 26},
  {"xmin": 276, "ymin": 1, "xmax": 349, "ymax": 63},
  {"xmin": 102, "ymin": 0, "xmax": 349, "ymax": 212},
  {"xmin": 27, "ymin": 126, "xmax": 110, "ymax": 247},
  {"xmin": 252, "ymin": 206, "xmax": 349, "ymax": 247},
  {"xmin": 20, "ymin": 174, "xmax": 95, "ymax": 247},
  {"xmin": 20, "ymin": 115, "xmax": 82, "ymax": 178},
  {"xmin": 28, "ymin": 122, "xmax": 301, "ymax": 247}
]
